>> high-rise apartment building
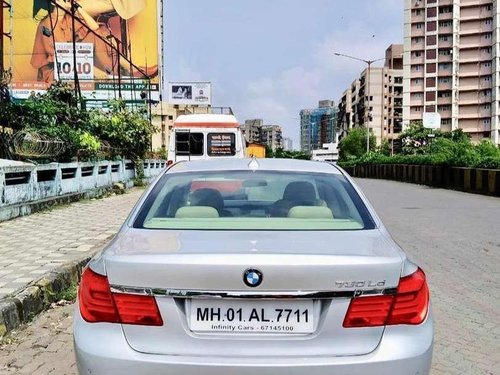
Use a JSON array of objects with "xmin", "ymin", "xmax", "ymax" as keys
[
  {"xmin": 404, "ymin": 0, "xmax": 500, "ymax": 144},
  {"xmin": 241, "ymin": 119, "xmax": 263, "ymax": 144},
  {"xmin": 261, "ymin": 125, "xmax": 283, "ymax": 151},
  {"xmin": 241, "ymin": 119, "xmax": 283, "ymax": 151},
  {"xmin": 300, "ymin": 100, "xmax": 337, "ymax": 152},
  {"xmin": 337, "ymin": 45, "xmax": 404, "ymax": 150}
]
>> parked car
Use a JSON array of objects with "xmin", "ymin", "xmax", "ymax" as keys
[{"xmin": 74, "ymin": 158, "xmax": 433, "ymax": 375}]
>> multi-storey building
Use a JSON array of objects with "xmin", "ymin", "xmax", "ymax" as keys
[
  {"xmin": 337, "ymin": 45, "xmax": 404, "ymax": 150},
  {"xmin": 282, "ymin": 137, "xmax": 294, "ymax": 151},
  {"xmin": 241, "ymin": 119, "xmax": 283, "ymax": 151},
  {"xmin": 241, "ymin": 119, "xmax": 263, "ymax": 144},
  {"xmin": 261, "ymin": 125, "xmax": 283, "ymax": 151},
  {"xmin": 404, "ymin": 0, "xmax": 500, "ymax": 144},
  {"xmin": 300, "ymin": 100, "xmax": 337, "ymax": 152}
]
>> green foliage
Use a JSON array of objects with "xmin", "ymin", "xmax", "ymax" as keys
[
  {"xmin": 339, "ymin": 127, "xmax": 376, "ymax": 161},
  {"xmin": 0, "ymin": 82, "xmax": 157, "ymax": 162},
  {"xmin": 339, "ymin": 123, "xmax": 500, "ymax": 170},
  {"xmin": 89, "ymin": 99, "xmax": 158, "ymax": 160},
  {"xmin": 266, "ymin": 147, "xmax": 311, "ymax": 160}
]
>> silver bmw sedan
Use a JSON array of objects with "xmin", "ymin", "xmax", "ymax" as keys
[{"xmin": 74, "ymin": 158, "xmax": 433, "ymax": 375}]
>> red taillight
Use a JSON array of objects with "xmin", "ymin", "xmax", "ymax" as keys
[
  {"xmin": 343, "ymin": 295, "xmax": 393, "ymax": 328},
  {"xmin": 113, "ymin": 294, "xmax": 163, "ymax": 326},
  {"xmin": 79, "ymin": 268, "xmax": 163, "ymax": 326},
  {"xmin": 343, "ymin": 268, "xmax": 429, "ymax": 328},
  {"xmin": 79, "ymin": 267, "xmax": 120, "ymax": 323},
  {"xmin": 387, "ymin": 268, "xmax": 429, "ymax": 325}
]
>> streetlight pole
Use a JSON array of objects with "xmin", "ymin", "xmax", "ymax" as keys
[{"xmin": 334, "ymin": 52, "xmax": 385, "ymax": 153}]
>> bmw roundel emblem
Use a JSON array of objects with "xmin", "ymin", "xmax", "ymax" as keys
[{"xmin": 243, "ymin": 269, "xmax": 263, "ymax": 288}]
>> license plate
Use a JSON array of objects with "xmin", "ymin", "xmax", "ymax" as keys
[{"xmin": 189, "ymin": 299, "xmax": 314, "ymax": 334}]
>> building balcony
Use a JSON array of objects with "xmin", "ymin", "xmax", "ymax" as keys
[
  {"xmin": 461, "ymin": 0, "xmax": 492, "ymax": 6},
  {"xmin": 438, "ymin": 109, "xmax": 452, "ymax": 118},
  {"xmin": 438, "ymin": 54, "xmax": 453, "ymax": 63},
  {"xmin": 458, "ymin": 109, "xmax": 491, "ymax": 119},
  {"xmin": 438, "ymin": 82, "xmax": 453, "ymax": 90},
  {"xmin": 437, "ymin": 97, "xmax": 453, "ymax": 105},
  {"xmin": 459, "ymin": 96, "xmax": 492, "ymax": 105},
  {"xmin": 460, "ymin": 10, "xmax": 493, "ymax": 22},
  {"xmin": 411, "ymin": 28, "xmax": 425, "ymax": 37},
  {"xmin": 438, "ymin": 40, "xmax": 453, "ymax": 49},
  {"xmin": 459, "ymin": 66, "xmax": 492, "ymax": 78},
  {"xmin": 411, "ymin": 82, "xmax": 424, "ymax": 91},
  {"xmin": 460, "ymin": 23, "xmax": 493, "ymax": 36},
  {"xmin": 411, "ymin": 55, "xmax": 425, "ymax": 64},
  {"xmin": 439, "ymin": 0, "xmax": 454, "ymax": 5},
  {"xmin": 438, "ymin": 13, "xmax": 454, "ymax": 22},
  {"xmin": 460, "ymin": 51, "xmax": 492, "ymax": 63},
  {"xmin": 410, "ymin": 98, "xmax": 424, "ymax": 106},
  {"xmin": 411, "ymin": 70, "xmax": 425, "ymax": 78},
  {"xmin": 439, "ymin": 25, "xmax": 454, "ymax": 34},
  {"xmin": 411, "ymin": 14, "xmax": 425, "ymax": 23}
]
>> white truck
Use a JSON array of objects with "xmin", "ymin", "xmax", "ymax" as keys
[{"xmin": 167, "ymin": 114, "xmax": 246, "ymax": 166}]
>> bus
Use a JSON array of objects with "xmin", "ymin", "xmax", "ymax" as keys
[{"xmin": 167, "ymin": 114, "xmax": 246, "ymax": 166}]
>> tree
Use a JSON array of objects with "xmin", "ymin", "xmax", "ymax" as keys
[{"xmin": 339, "ymin": 127, "xmax": 376, "ymax": 161}]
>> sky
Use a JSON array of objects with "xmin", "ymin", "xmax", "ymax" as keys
[{"xmin": 165, "ymin": 0, "xmax": 404, "ymax": 148}]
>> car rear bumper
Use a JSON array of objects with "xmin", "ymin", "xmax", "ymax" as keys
[{"xmin": 74, "ymin": 307, "xmax": 433, "ymax": 375}]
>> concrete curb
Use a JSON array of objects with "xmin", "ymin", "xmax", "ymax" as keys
[{"xmin": 0, "ymin": 240, "xmax": 109, "ymax": 337}]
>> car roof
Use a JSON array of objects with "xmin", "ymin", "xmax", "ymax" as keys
[{"xmin": 167, "ymin": 158, "xmax": 342, "ymax": 175}]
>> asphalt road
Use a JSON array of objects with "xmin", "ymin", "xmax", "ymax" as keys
[{"xmin": 0, "ymin": 178, "xmax": 499, "ymax": 375}]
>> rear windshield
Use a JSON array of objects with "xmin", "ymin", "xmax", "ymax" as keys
[{"xmin": 133, "ymin": 171, "xmax": 375, "ymax": 231}]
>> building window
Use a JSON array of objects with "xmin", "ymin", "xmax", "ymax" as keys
[
  {"xmin": 438, "ymin": 77, "xmax": 450, "ymax": 83},
  {"xmin": 427, "ymin": 35, "xmax": 437, "ymax": 45},
  {"xmin": 439, "ymin": 6, "xmax": 452, "ymax": 14},
  {"xmin": 427, "ymin": 21, "xmax": 437, "ymax": 32},
  {"xmin": 439, "ymin": 63, "xmax": 451, "ymax": 70},
  {"xmin": 486, "ymin": 19, "xmax": 492, "ymax": 25},
  {"xmin": 439, "ymin": 35, "xmax": 450, "ymax": 42},
  {"xmin": 485, "ymin": 4, "xmax": 493, "ymax": 11},
  {"xmin": 483, "ymin": 119, "xmax": 491, "ymax": 125},
  {"xmin": 427, "ymin": 49, "xmax": 437, "ymax": 59},
  {"xmin": 484, "ymin": 62, "xmax": 492, "ymax": 67},
  {"xmin": 485, "ymin": 33, "xmax": 492, "ymax": 40},
  {"xmin": 484, "ymin": 104, "xmax": 491, "ymax": 110},
  {"xmin": 439, "ymin": 20, "xmax": 452, "ymax": 27},
  {"xmin": 427, "ymin": 7, "xmax": 437, "ymax": 18},
  {"xmin": 414, "ymin": 37, "xmax": 424, "ymax": 43},
  {"xmin": 438, "ymin": 49, "xmax": 451, "ymax": 56},
  {"xmin": 426, "ymin": 92, "xmax": 436, "ymax": 101},
  {"xmin": 426, "ymin": 63, "xmax": 437, "ymax": 73},
  {"xmin": 413, "ymin": 51, "xmax": 422, "ymax": 57},
  {"xmin": 483, "ymin": 76, "xmax": 492, "ymax": 82},
  {"xmin": 416, "ymin": 23, "xmax": 423, "ymax": 29}
]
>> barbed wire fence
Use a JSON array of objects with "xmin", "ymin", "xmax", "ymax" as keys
[{"xmin": 8, "ymin": 130, "xmax": 66, "ymax": 160}]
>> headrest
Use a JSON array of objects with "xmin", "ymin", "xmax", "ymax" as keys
[
  {"xmin": 287, "ymin": 206, "xmax": 334, "ymax": 219},
  {"xmin": 189, "ymin": 188, "xmax": 224, "ymax": 212},
  {"xmin": 283, "ymin": 181, "xmax": 317, "ymax": 202},
  {"xmin": 175, "ymin": 206, "xmax": 219, "ymax": 218}
]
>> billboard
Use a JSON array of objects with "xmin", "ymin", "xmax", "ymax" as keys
[
  {"xmin": 168, "ymin": 82, "xmax": 212, "ymax": 105},
  {"xmin": 3, "ymin": 0, "xmax": 161, "ymax": 101}
]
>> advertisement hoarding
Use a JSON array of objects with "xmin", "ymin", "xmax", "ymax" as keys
[
  {"xmin": 168, "ymin": 82, "xmax": 212, "ymax": 105},
  {"xmin": 3, "ymin": 0, "xmax": 161, "ymax": 101}
]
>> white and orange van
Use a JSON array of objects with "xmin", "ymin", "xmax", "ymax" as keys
[{"xmin": 167, "ymin": 114, "xmax": 246, "ymax": 166}]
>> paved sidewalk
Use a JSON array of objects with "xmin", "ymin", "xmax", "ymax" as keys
[{"xmin": 0, "ymin": 189, "xmax": 144, "ymax": 299}]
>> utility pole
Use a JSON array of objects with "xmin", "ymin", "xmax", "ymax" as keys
[{"xmin": 333, "ymin": 52, "xmax": 385, "ymax": 153}]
